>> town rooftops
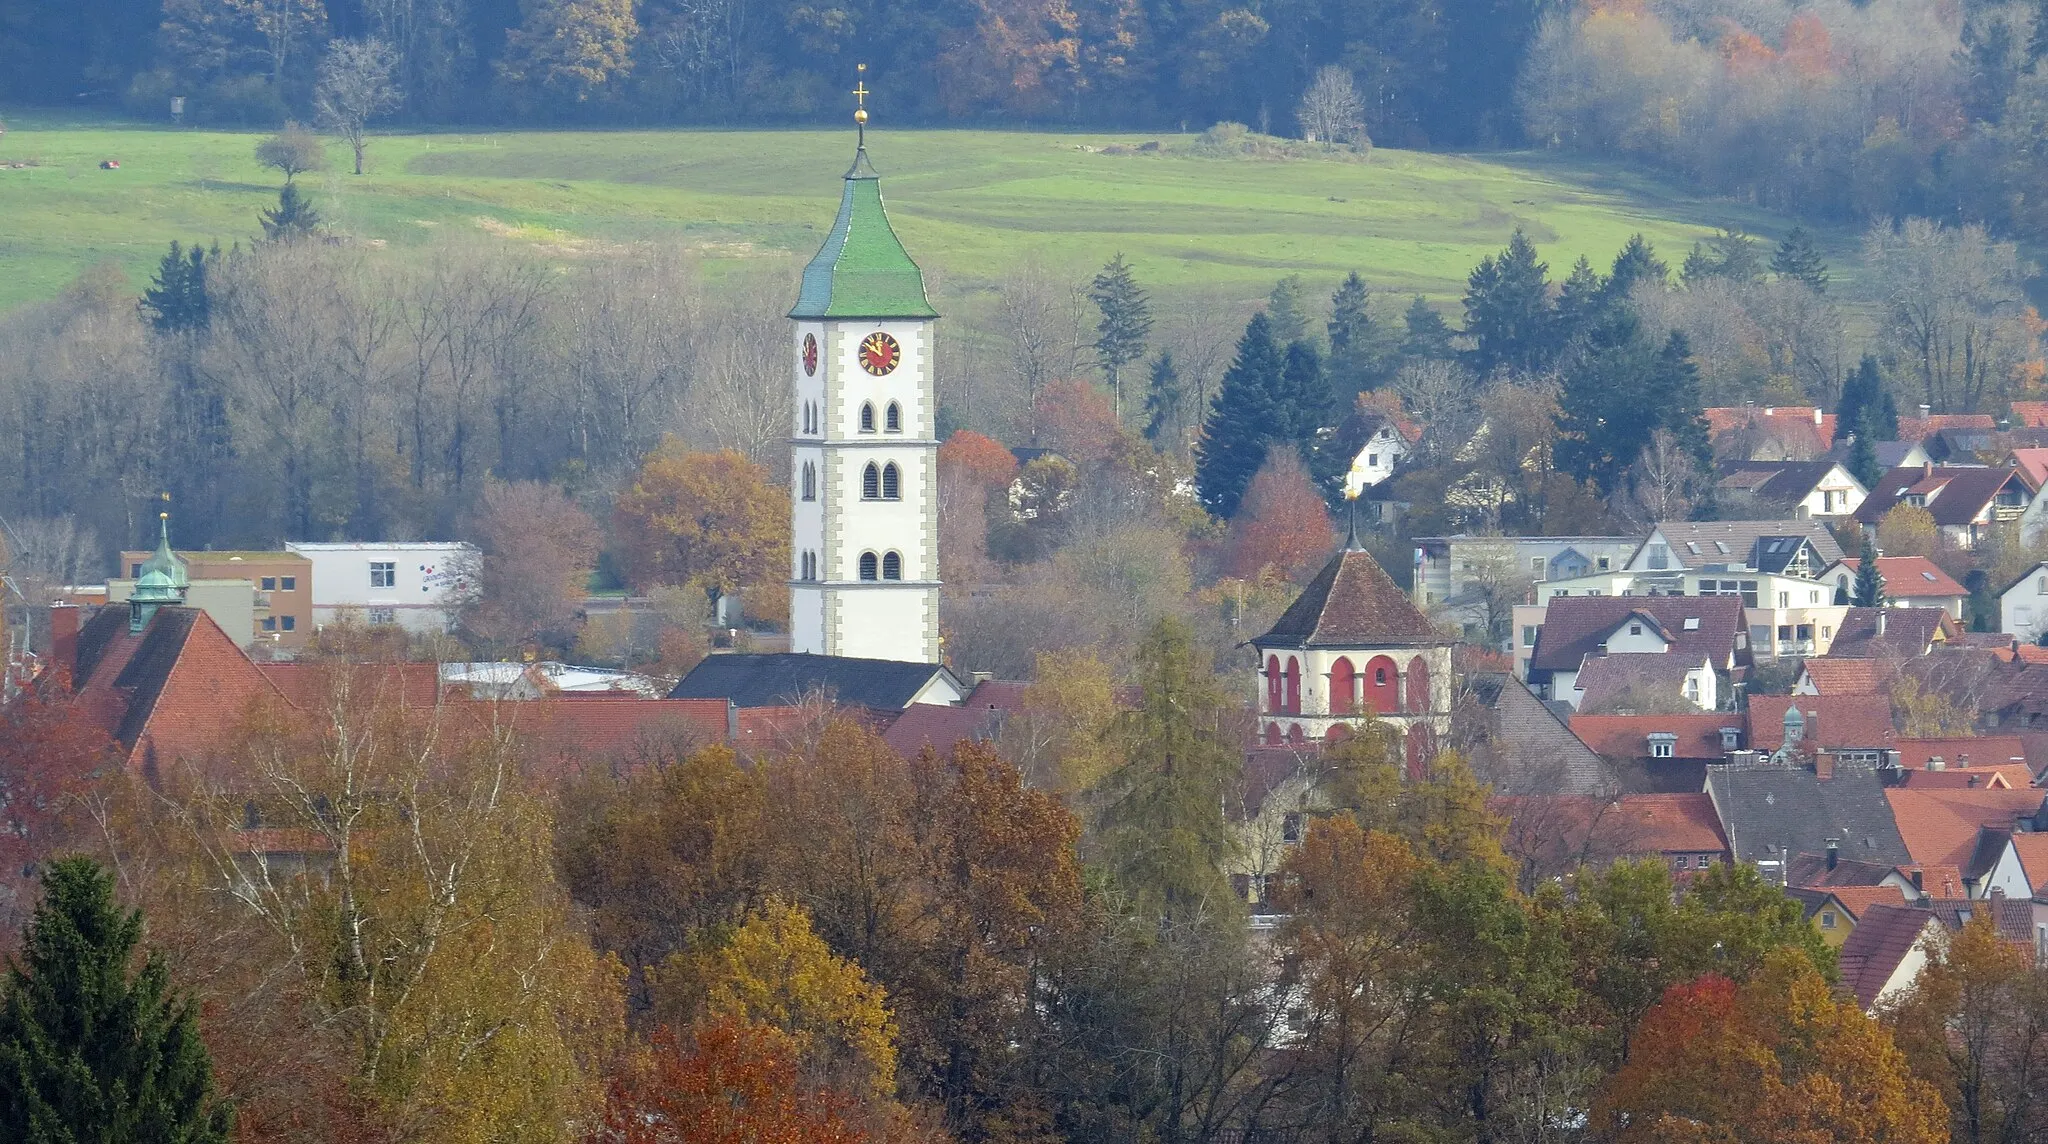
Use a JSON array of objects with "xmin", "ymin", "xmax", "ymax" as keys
[
  {"xmin": 1884, "ymin": 786, "xmax": 2047, "ymax": 870},
  {"xmin": 1569, "ymin": 713, "xmax": 1739, "ymax": 763},
  {"xmin": 1705, "ymin": 762, "xmax": 1912, "ymax": 868},
  {"xmin": 1853, "ymin": 465, "xmax": 2027, "ymax": 527},
  {"xmin": 1256, "ymin": 546, "xmax": 1444, "ymax": 648},
  {"xmin": 1638, "ymin": 519, "xmax": 1845, "ymax": 569},
  {"xmin": 1746, "ymin": 695, "xmax": 1897, "ymax": 752},
  {"xmin": 1572, "ymin": 654, "xmax": 1709, "ymax": 711},
  {"xmin": 1786, "ymin": 851, "xmax": 1913, "ymax": 889},
  {"xmin": 1838, "ymin": 904, "xmax": 1941, "ymax": 1009},
  {"xmin": 1714, "ymin": 460, "xmax": 1861, "ymax": 515},
  {"xmin": 1828, "ymin": 557, "xmax": 1966, "ymax": 600},
  {"xmin": 1464, "ymin": 672, "xmax": 1614, "ymax": 795},
  {"xmin": 1613, "ymin": 793, "xmax": 1729, "ymax": 854},
  {"xmin": 1704, "ymin": 405, "xmax": 1837, "ymax": 456},
  {"xmin": 1529, "ymin": 595, "xmax": 1748, "ymax": 674},
  {"xmin": 2008, "ymin": 832, "xmax": 2048, "ymax": 890},
  {"xmin": 669, "ymin": 652, "xmax": 965, "ymax": 712},
  {"xmin": 1797, "ymin": 658, "xmax": 1898, "ymax": 696},
  {"xmin": 1827, "ymin": 607, "xmax": 1956, "ymax": 658}
]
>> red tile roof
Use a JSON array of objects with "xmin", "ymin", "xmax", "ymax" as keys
[
  {"xmin": 1826, "ymin": 885, "xmax": 1910, "ymax": 920},
  {"xmin": 69, "ymin": 605, "xmax": 290, "ymax": 768},
  {"xmin": 1885, "ymin": 786, "xmax": 2046, "ymax": 869},
  {"xmin": 1830, "ymin": 557, "xmax": 1966, "ymax": 600},
  {"xmin": 1797, "ymin": 658, "xmax": 1899, "ymax": 696},
  {"xmin": 1614, "ymin": 793, "xmax": 1728, "ymax": 853},
  {"xmin": 1257, "ymin": 548, "xmax": 1444, "ymax": 648},
  {"xmin": 2012, "ymin": 402, "xmax": 2048, "ymax": 429},
  {"xmin": 1838, "ymin": 904, "xmax": 1940, "ymax": 1008},
  {"xmin": 1891, "ymin": 739, "xmax": 2030, "ymax": 773},
  {"xmin": 882, "ymin": 702, "xmax": 1005, "ymax": 758},
  {"xmin": 1704, "ymin": 406, "xmax": 1837, "ymax": 455},
  {"xmin": 1854, "ymin": 465, "xmax": 2027, "ymax": 528},
  {"xmin": 1569, "ymin": 713, "xmax": 1737, "ymax": 761},
  {"xmin": 2011, "ymin": 447, "xmax": 2048, "ymax": 490},
  {"xmin": 1747, "ymin": 695, "xmax": 1897, "ymax": 751},
  {"xmin": 258, "ymin": 662, "xmax": 444, "ymax": 709}
]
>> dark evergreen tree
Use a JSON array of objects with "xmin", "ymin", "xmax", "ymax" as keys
[
  {"xmin": 1605, "ymin": 233, "xmax": 1668, "ymax": 304},
  {"xmin": 1558, "ymin": 316, "xmax": 1707, "ymax": 496},
  {"xmin": 1845, "ymin": 410, "xmax": 1885, "ymax": 490},
  {"xmin": 139, "ymin": 241, "xmax": 213, "ymax": 334},
  {"xmin": 1326, "ymin": 271, "xmax": 1394, "ymax": 397},
  {"xmin": 1463, "ymin": 229, "xmax": 1555, "ymax": 373},
  {"xmin": 0, "ymin": 858, "xmax": 232, "ymax": 1142},
  {"xmin": 1770, "ymin": 226, "xmax": 1829, "ymax": 292},
  {"xmin": 1679, "ymin": 242, "xmax": 1716, "ymax": 285},
  {"xmin": 1276, "ymin": 339, "xmax": 1331, "ymax": 443},
  {"xmin": 1853, "ymin": 535, "xmax": 1886, "ymax": 607},
  {"xmin": 1837, "ymin": 355, "xmax": 1898, "ymax": 441},
  {"xmin": 1265, "ymin": 275, "xmax": 1313, "ymax": 347},
  {"xmin": 1553, "ymin": 255, "xmax": 1606, "ymax": 346},
  {"xmin": 259, "ymin": 183, "xmax": 320, "ymax": 242},
  {"xmin": 1658, "ymin": 331, "xmax": 1712, "ymax": 472},
  {"xmin": 1142, "ymin": 352, "xmax": 1182, "ymax": 446},
  {"xmin": 1402, "ymin": 296, "xmax": 1456, "ymax": 360},
  {"xmin": 1196, "ymin": 312, "xmax": 1287, "ymax": 518},
  {"xmin": 1088, "ymin": 253, "xmax": 1152, "ymax": 420},
  {"xmin": 1682, "ymin": 229, "xmax": 1766, "ymax": 285}
]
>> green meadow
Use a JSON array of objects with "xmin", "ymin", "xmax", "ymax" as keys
[{"xmin": 0, "ymin": 115, "xmax": 1828, "ymax": 313}]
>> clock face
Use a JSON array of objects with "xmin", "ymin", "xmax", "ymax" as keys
[
  {"xmin": 802, "ymin": 333, "xmax": 818, "ymax": 377},
  {"xmin": 859, "ymin": 331, "xmax": 901, "ymax": 376}
]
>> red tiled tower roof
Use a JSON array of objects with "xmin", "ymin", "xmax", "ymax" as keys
[{"xmin": 1256, "ymin": 546, "xmax": 1443, "ymax": 648}]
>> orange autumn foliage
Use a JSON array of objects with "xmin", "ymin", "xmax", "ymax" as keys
[
  {"xmin": 1225, "ymin": 450, "xmax": 1333, "ymax": 583},
  {"xmin": 1031, "ymin": 378, "xmax": 1124, "ymax": 468},
  {"xmin": 938, "ymin": 430, "xmax": 1020, "ymax": 490},
  {"xmin": 1594, "ymin": 950, "xmax": 1947, "ymax": 1144},
  {"xmin": 599, "ymin": 1021, "xmax": 875, "ymax": 1144}
]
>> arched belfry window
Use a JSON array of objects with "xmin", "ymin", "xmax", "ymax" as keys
[
  {"xmin": 885, "ymin": 402, "xmax": 902, "ymax": 432},
  {"xmin": 882, "ymin": 551, "xmax": 902, "ymax": 580},
  {"xmin": 859, "ymin": 551, "xmax": 879, "ymax": 581},
  {"xmin": 881, "ymin": 462, "xmax": 901, "ymax": 500},
  {"xmin": 801, "ymin": 461, "xmax": 816, "ymax": 501},
  {"xmin": 862, "ymin": 463, "xmax": 880, "ymax": 500},
  {"xmin": 860, "ymin": 402, "xmax": 876, "ymax": 432}
]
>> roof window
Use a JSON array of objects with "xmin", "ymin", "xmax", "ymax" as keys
[
  {"xmin": 1684, "ymin": 618, "xmax": 1700, "ymax": 630},
  {"xmin": 1922, "ymin": 571, "xmax": 1938, "ymax": 582}
]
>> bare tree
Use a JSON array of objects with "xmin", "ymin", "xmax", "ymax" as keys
[
  {"xmin": 1866, "ymin": 217, "xmax": 2035, "ymax": 413},
  {"xmin": 316, "ymin": 38, "xmax": 403, "ymax": 176},
  {"xmin": 253, "ymin": 123, "xmax": 329, "ymax": 185},
  {"xmin": 1296, "ymin": 64, "xmax": 1368, "ymax": 146},
  {"xmin": 2, "ymin": 515, "xmax": 101, "ymax": 606},
  {"xmin": 993, "ymin": 256, "xmax": 1087, "ymax": 444},
  {"xmin": 1622, "ymin": 428, "xmax": 1699, "ymax": 525},
  {"xmin": 1392, "ymin": 358, "xmax": 1478, "ymax": 464}
]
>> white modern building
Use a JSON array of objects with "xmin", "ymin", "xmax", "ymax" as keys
[
  {"xmin": 786, "ymin": 141, "xmax": 941, "ymax": 664},
  {"xmin": 2001, "ymin": 562, "xmax": 2048, "ymax": 643},
  {"xmin": 285, "ymin": 541, "xmax": 476, "ymax": 635}
]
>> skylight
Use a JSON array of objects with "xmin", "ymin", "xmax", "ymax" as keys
[
  {"xmin": 1684, "ymin": 618, "xmax": 1700, "ymax": 630},
  {"xmin": 1714, "ymin": 541, "xmax": 1729, "ymax": 554},
  {"xmin": 1687, "ymin": 542, "xmax": 1701, "ymax": 555},
  {"xmin": 1922, "ymin": 571, "xmax": 1938, "ymax": 581}
]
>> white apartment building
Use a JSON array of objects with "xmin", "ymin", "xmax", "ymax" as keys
[{"xmin": 285, "ymin": 542, "xmax": 477, "ymax": 635}]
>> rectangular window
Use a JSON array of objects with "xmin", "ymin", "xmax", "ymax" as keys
[
  {"xmin": 260, "ymin": 576, "xmax": 276, "ymax": 591},
  {"xmin": 280, "ymin": 576, "xmax": 295, "ymax": 591},
  {"xmin": 1648, "ymin": 544, "xmax": 1669, "ymax": 570},
  {"xmin": 281, "ymin": 616, "xmax": 295, "ymax": 631},
  {"xmin": 367, "ymin": 607, "xmax": 397, "ymax": 626},
  {"xmin": 1522, "ymin": 625, "xmax": 1539, "ymax": 646},
  {"xmin": 260, "ymin": 617, "xmax": 276, "ymax": 632},
  {"xmin": 1367, "ymin": 453, "xmax": 1380, "ymax": 466},
  {"xmin": 370, "ymin": 562, "xmax": 396, "ymax": 589},
  {"xmin": 130, "ymin": 562, "xmax": 143, "ymax": 578},
  {"xmin": 1531, "ymin": 557, "xmax": 1544, "ymax": 573},
  {"xmin": 1282, "ymin": 813, "xmax": 1303, "ymax": 844},
  {"xmin": 1597, "ymin": 556, "xmax": 1611, "ymax": 571},
  {"xmin": 1821, "ymin": 911, "xmax": 1837, "ymax": 929},
  {"xmin": 1778, "ymin": 591, "xmax": 1789, "ymax": 608},
  {"xmin": 1674, "ymin": 855, "xmax": 1689, "ymax": 869}
]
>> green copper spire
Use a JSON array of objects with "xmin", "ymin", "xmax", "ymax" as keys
[
  {"xmin": 129, "ymin": 512, "xmax": 187, "ymax": 632},
  {"xmin": 788, "ymin": 146, "xmax": 938, "ymax": 321}
]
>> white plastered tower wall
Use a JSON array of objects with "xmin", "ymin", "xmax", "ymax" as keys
[{"xmin": 786, "ymin": 136, "xmax": 943, "ymax": 665}]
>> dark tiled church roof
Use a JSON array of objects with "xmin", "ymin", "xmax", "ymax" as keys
[
  {"xmin": 1256, "ymin": 547, "xmax": 1443, "ymax": 648},
  {"xmin": 669, "ymin": 652, "xmax": 961, "ymax": 712}
]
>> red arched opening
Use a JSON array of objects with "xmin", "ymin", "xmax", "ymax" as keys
[
  {"xmin": 1406, "ymin": 655, "xmax": 1432, "ymax": 715},
  {"xmin": 1263, "ymin": 722, "xmax": 1282, "ymax": 747},
  {"xmin": 1266, "ymin": 655, "xmax": 1281, "ymax": 713},
  {"xmin": 1287, "ymin": 723, "xmax": 1306, "ymax": 746},
  {"xmin": 1284, "ymin": 657, "xmax": 1302, "ymax": 715},
  {"xmin": 1326, "ymin": 723, "xmax": 1352, "ymax": 745},
  {"xmin": 1329, "ymin": 656, "xmax": 1357, "ymax": 716},
  {"xmin": 1404, "ymin": 729, "xmax": 1425, "ymax": 781},
  {"xmin": 1363, "ymin": 654, "xmax": 1399, "ymax": 715}
]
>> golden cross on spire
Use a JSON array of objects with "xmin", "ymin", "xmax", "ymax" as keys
[{"xmin": 852, "ymin": 63, "xmax": 869, "ymax": 147}]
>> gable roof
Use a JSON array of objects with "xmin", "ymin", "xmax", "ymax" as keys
[
  {"xmin": 1706, "ymin": 763, "xmax": 1912, "ymax": 867},
  {"xmin": 1798, "ymin": 658, "xmax": 1899, "ymax": 696},
  {"xmin": 1614, "ymin": 793, "xmax": 1728, "ymax": 853},
  {"xmin": 1530, "ymin": 596, "xmax": 1748, "ymax": 674},
  {"xmin": 1827, "ymin": 607, "xmax": 1955, "ymax": 658},
  {"xmin": 1256, "ymin": 547, "xmax": 1444, "ymax": 649},
  {"xmin": 881, "ymin": 701, "xmax": 1007, "ymax": 759},
  {"xmin": 1786, "ymin": 851, "xmax": 1913, "ymax": 889},
  {"xmin": 1822, "ymin": 885, "xmax": 1913, "ymax": 920},
  {"xmin": 1885, "ymin": 786, "xmax": 2047, "ymax": 870},
  {"xmin": 1854, "ymin": 465, "xmax": 2026, "ymax": 527},
  {"xmin": 1924, "ymin": 896, "xmax": 2036, "ymax": 944},
  {"xmin": 1891, "ymin": 739, "xmax": 2030, "ymax": 774},
  {"xmin": 1570, "ymin": 713, "xmax": 1737, "ymax": 763},
  {"xmin": 1747, "ymin": 695, "xmax": 1897, "ymax": 752},
  {"xmin": 2008, "ymin": 831, "xmax": 2048, "ymax": 890},
  {"xmin": 1827, "ymin": 557, "xmax": 1967, "ymax": 600},
  {"xmin": 2010, "ymin": 447, "xmax": 2048, "ymax": 491},
  {"xmin": 1704, "ymin": 406, "xmax": 1837, "ymax": 456},
  {"xmin": 67, "ymin": 605, "xmax": 289, "ymax": 767},
  {"xmin": 1463, "ymin": 672, "xmax": 1614, "ymax": 795},
  {"xmin": 1641, "ymin": 519, "xmax": 1846, "ymax": 568},
  {"xmin": 1838, "ymin": 904, "xmax": 1940, "ymax": 1008},
  {"xmin": 1715, "ymin": 460, "xmax": 1861, "ymax": 514},
  {"xmin": 1572, "ymin": 654, "xmax": 1710, "ymax": 710},
  {"xmin": 668, "ymin": 653, "xmax": 963, "ymax": 711}
]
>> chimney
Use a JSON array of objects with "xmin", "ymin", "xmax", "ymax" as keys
[
  {"xmin": 1921, "ymin": 403, "xmax": 1933, "ymax": 418},
  {"xmin": 48, "ymin": 603, "xmax": 79, "ymax": 682},
  {"xmin": 1826, "ymin": 838, "xmax": 1840, "ymax": 870},
  {"xmin": 1813, "ymin": 407, "xmax": 1823, "ymax": 426},
  {"xmin": 1958, "ymin": 753, "xmax": 1971, "ymax": 767},
  {"xmin": 1815, "ymin": 750, "xmax": 1835, "ymax": 781},
  {"xmin": 1876, "ymin": 611, "xmax": 1888, "ymax": 637},
  {"xmin": 1911, "ymin": 868, "xmax": 1925, "ymax": 893},
  {"xmin": 1923, "ymin": 459, "xmax": 1935, "ymax": 479},
  {"xmin": 1928, "ymin": 755, "xmax": 1946, "ymax": 771}
]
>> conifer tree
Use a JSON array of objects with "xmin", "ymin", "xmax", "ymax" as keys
[
  {"xmin": 1089, "ymin": 253, "xmax": 1152, "ymax": 420},
  {"xmin": 1656, "ymin": 330, "xmax": 1712, "ymax": 473},
  {"xmin": 1197, "ymin": 313, "xmax": 1286, "ymax": 518},
  {"xmin": 1846, "ymin": 411, "xmax": 1885, "ymax": 490},
  {"xmin": 1402, "ymin": 295, "xmax": 1456, "ymax": 360},
  {"xmin": 140, "ymin": 241, "xmax": 214, "ymax": 334},
  {"xmin": 1094, "ymin": 616, "xmax": 1242, "ymax": 920},
  {"xmin": 260, "ymin": 183, "xmax": 321, "ymax": 242},
  {"xmin": 1277, "ymin": 339, "xmax": 1331, "ymax": 442},
  {"xmin": 1266, "ymin": 274, "xmax": 1313, "ymax": 347},
  {"xmin": 1143, "ymin": 352, "xmax": 1182, "ymax": 446},
  {"xmin": 1837, "ymin": 355, "xmax": 1899, "ymax": 442},
  {"xmin": 1605, "ymin": 233, "xmax": 1668, "ymax": 304},
  {"xmin": 1326, "ymin": 271, "xmax": 1393, "ymax": 397},
  {"xmin": 0, "ymin": 858, "xmax": 233, "ymax": 1142},
  {"xmin": 1554, "ymin": 255, "xmax": 1606, "ymax": 345},
  {"xmin": 1854, "ymin": 534, "xmax": 1886, "ymax": 607},
  {"xmin": 1771, "ymin": 226, "xmax": 1829, "ymax": 292},
  {"xmin": 1464, "ymin": 229, "xmax": 1555, "ymax": 373}
]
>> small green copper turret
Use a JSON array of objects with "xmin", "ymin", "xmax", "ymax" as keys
[
  {"xmin": 129, "ymin": 512, "xmax": 188, "ymax": 633},
  {"xmin": 788, "ymin": 146, "xmax": 938, "ymax": 322}
]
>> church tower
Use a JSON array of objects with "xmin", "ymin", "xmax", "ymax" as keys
[{"xmin": 788, "ymin": 75, "xmax": 942, "ymax": 663}]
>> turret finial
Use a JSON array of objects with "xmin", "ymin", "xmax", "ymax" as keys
[{"xmin": 852, "ymin": 64, "xmax": 869, "ymax": 149}]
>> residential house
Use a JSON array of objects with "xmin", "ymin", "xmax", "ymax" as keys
[
  {"xmin": 1341, "ymin": 406, "xmax": 1420, "ymax": 490},
  {"xmin": 1705, "ymin": 405, "xmax": 1836, "ymax": 461},
  {"xmin": 1852, "ymin": 464, "xmax": 2040, "ymax": 548},
  {"xmin": 1705, "ymin": 760, "xmax": 1914, "ymax": 878},
  {"xmin": 2000, "ymin": 562, "xmax": 2048, "ymax": 643},
  {"xmin": 1570, "ymin": 713, "xmax": 1743, "ymax": 792},
  {"xmin": 1838, "ymin": 904, "xmax": 1945, "ymax": 1010},
  {"xmin": 1788, "ymin": 885, "xmax": 1912, "ymax": 948},
  {"xmin": 1570, "ymin": 652, "xmax": 1718, "ymax": 713},
  {"xmin": 1613, "ymin": 792, "xmax": 1731, "ymax": 875},
  {"xmin": 1793, "ymin": 658, "xmax": 1898, "ymax": 696},
  {"xmin": 1523, "ymin": 595, "xmax": 1748, "ymax": 709},
  {"xmin": 1746, "ymin": 695, "xmax": 1897, "ymax": 765},
  {"xmin": 1785, "ymin": 850, "xmax": 1926, "ymax": 895},
  {"xmin": 285, "ymin": 541, "xmax": 477, "ymax": 635},
  {"xmin": 1460, "ymin": 672, "xmax": 1616, "ymax": 795},
  {"xmin": 1821, "ymin": 556, "xmax": 1969, "ymax": 620},
  {"xmin": 1885, "ymin": 786, "xmax": 2047, "ymax": 899},
  {"xmin": 2009, "ymin": 447, "xmax": 2048, "ymax": 492},
  {"xmin": 1412, "ymin": 534, "xmax": 1640, "ymax": 612},
  {"xmin": 1250, "ymin": 539, "xmax": 1453, "ymax": 766},
  {"xmin": 1983, "ymin": 664, "xmax": 2048, "ymax": 731},
  {"xmin": 1715, "ymin": 460, "xmax": 1867, "ymax": 520},
  {"xmin": 1890, "ymin": 739, "xmax": 2031, "ymax": 777},
  {"xmin": 1624, "ymin": 520, "xmax": 1844, "ymax": 578},
  {"xmin": 1826, "ymin": 606, "xmax": 1958, "ymax": 658}
]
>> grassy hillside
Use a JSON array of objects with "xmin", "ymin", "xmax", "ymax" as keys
[{"xmin": 0, "ymin": 115, "xmax": 1833, "ymax": 313}]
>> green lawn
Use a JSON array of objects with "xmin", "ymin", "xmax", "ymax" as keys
[{"xmin": 0, "ymin": 114, "xmax": 1832, "ymax": 313}]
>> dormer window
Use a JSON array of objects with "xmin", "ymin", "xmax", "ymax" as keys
[
  {"xmin": 1648, "ymin": 733, "xmax": 1678, "ymax": 759},
  {"xmin": 1720, "ymin": 727, "xmax": 1741, "ymax": 750}
]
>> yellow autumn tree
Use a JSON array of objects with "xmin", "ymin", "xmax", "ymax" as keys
[
  {"xmin": 1877, "ymin": 502, "xmax": 1940, "ymax": 558},
  {"xmin": 611, "ymin": 440, "xmax": 789, "ymax": 598},
  {"xmin": 1014, "ymin": 648, "xmax": 1119, "ymax": 793},
  {"xmin": 497, "ymin": 0, "xmax": 637, "ymax": 101}
]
